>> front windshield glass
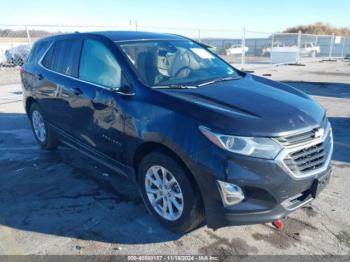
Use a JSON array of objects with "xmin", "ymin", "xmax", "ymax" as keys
[{"xmin": 118, "ymin": 40, "xmax": 240, "ymax": 87}]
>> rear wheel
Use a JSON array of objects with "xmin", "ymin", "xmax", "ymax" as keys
[
  {"xmin": 138, "ymin": 152, "xmax": 204, "ymax": 233},
  {"xmin": 29, "ymin": 103, "xmax": 57, "ymax": 150}
]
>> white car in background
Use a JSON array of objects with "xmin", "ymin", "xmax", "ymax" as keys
[
  {"xmin": 300, "ymin": 43, "xmax": 320, "ymax": 57},
  {"xmin": 263, "ymin": 42, "xmax": 320, "ymax": 58},
  {"xmin": 225, "ymin": 44, "xmax": 249, "ymax": 55},
  {"xmin": 261, "ymin": 42, "xmax": 285, "ymax": 56}
]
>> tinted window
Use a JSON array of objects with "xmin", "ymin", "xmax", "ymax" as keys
[
  {"xmin": 79, "ymin": 39, "xmax": 121, "ymax": 88},
  {"xmin": 42, "ymin": 39, "xmax": 82, "ymax": 77},
  {"xmin": 42, "ymin": 43, "xmax": 54, "ymax": 68},
  {"xmin": 27, "ymin": 40, "xmax": 51, "ymax": 64}
]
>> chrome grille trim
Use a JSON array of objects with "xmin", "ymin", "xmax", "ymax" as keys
[
  {"xmin": 275, "ymin": 117, "xmax": 328, "ymax": 146},
  {"xmin": 275, "ymin": 129, "xmax": 316, "ymax": 146},
  {"xmin": 275, "ymin": 121, "xmax": 333, "ymax": 180}
]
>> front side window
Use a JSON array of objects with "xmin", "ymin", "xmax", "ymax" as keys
[
  {"xmin": 118, "ymin": 40, "xmax": 239, "ymax": 87},
  {"xmin": 79, "ymin": 39, "xmax": 122, "ymax": 89}
]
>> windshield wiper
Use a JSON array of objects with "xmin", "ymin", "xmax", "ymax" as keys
[
  {"xmin": 153, "ymin": 84, "xmax": 197, "ymax": 89},
  {"xmin": 197, "ymin": 76, "xmax": 242, "ymax": 87}
]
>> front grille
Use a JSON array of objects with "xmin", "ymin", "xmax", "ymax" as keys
[
  {"xmin": 281, "ymin": 125, "xmax": 332, "ymax": 176},
  {"xmin": 276, "ymin": 117, "xmax": 328, "ymax": 146},
  {"xmin": 283, "ymin": 142, "xmax": 325, "ymax": 175}
]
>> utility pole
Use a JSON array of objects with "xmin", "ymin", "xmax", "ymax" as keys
[
  {"xmin": 341, "ymin": 37, "xmax": 346, "ymax": 58},
  {"xmin": 329, "ymin": 33, "xmax": 335, "ymax": 59},
  {"xmin": 297, "ymin": 30, "xmax": 302, "ymax": 63},
  {"xmin": 271, "ymin": 33, "xmax": 274, "ymax": 63},
  {"xmin": 241, "ymin": 27, "xmax": 246, "ymax": 70},
  {"xmin": 25, "ymin": 25, "xmax": 31, "ymax": 46}
]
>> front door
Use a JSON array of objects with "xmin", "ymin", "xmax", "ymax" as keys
[{"xmin": 68, "ymin": 38, "xmax": 129, "ymax": 163}]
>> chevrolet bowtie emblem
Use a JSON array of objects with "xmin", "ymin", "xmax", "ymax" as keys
[{"xmin": 314, "ymin": 128, "xmax": 324, "ymax": 138}]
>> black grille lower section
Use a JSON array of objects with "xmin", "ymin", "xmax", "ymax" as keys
[{"xmin": 284, "ymin": 142, "xmax": 325, "ymax": 175}]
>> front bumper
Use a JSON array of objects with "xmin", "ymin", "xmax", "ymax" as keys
[
  {"xmin": 206, "ymin": 166, "xmax": 331, "ymax": 229},
  {"xmin": 187, "ymin": 124, "xmax": 333, "ymax": 229}
]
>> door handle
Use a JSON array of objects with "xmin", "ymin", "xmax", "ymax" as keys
[{"xmin": 71, "ymin": 87, "xmax": 83, "ymax": 96}]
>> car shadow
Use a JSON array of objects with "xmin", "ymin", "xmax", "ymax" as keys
[
  {"xmin": 0, "ymin": 112, "xmax": 181, "ymax": 245},
  {"xmin": 283, "ymin": 81, "xmax": 350, "ymax": 99}
]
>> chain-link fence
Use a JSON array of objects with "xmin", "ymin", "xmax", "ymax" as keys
[
  {"xmin": 202, "ymin": 30, "xmax": 350, "ymax": 70},
  {"xmin": 1, "ymin": 24, "xmax": 350, "ymax": 70}
]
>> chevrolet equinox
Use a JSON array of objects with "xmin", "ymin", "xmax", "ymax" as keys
[{"xmin": 21, "ymin": 31, "xmax": 333, "ymax": 233}]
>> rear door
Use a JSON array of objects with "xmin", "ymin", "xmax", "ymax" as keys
[{"xmin": 39, "ymin": 38, "xmax": 83, "ymax": 132}]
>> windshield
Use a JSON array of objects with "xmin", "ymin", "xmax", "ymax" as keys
[{"xmin": 118, "ymin": 40, "xmax": 240, "ymax": 87}]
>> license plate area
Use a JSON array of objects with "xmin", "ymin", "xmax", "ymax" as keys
[{"xmin": 311, "ymin": 171, "xmax": 331, "ymax": 198}]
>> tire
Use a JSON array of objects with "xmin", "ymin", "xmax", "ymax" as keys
[
  {"xmin": 138, "ymin": 151, "xmax": 204, "ymax": 233},
  {"xmin": 29, "ymin": 103, "xmax": 57, "ymax": 150}
]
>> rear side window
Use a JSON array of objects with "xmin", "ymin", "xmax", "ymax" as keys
[
  {"xmin": 42, "ymin": 44, "xmax": 54, "ymax": 68},
  {"xmin": 42, "ymin": 39, "xmax": 82, "ymax": 77},
  {"xmin": 79, "ymin": 39, "xmax": 122, "ymax": 89},
  {"xmin": 27, "ymin": 40, "xmax": 51, "ymax": 65}
]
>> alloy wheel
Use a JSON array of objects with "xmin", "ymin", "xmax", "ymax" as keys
[
  {"xmin": 145, "ymin": 165, "xmax": 184, "ymax": 221},
  {"xmin": 32, "ymin": 110, "xmax": 46, "ymax": 143}
]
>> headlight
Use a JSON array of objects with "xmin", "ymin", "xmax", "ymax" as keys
[{"xmin": 199, "ymin": 126, "xmax": 282, "ymax": 159}]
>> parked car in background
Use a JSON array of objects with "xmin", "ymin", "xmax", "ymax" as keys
[
  {"xmin": 21, "ymin": 31, "xmax": 333, "ymax": 233},
  {"xmin": 300, "ymin": 43, "xmax": 320, "ymax": 57},
  {"xmin": 261, "ymin": 42, "xmax": 285, "ymax": 56},
  {"xmin": 5, "ymin": 44, "xmax": 31, "ymax": 66},
  {"xmin": 225, "ymin": 44, "xmax": 248, "ymax": 55}
]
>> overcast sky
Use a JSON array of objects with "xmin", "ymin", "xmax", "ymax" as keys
[{"xmin": 1, "ymin": 0, "xmax": 348, "ymax": 35}]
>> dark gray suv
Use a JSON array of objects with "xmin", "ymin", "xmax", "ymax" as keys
[{"xmin": 21, "ymin": 31, "xmax": 333, "ymax": 233}]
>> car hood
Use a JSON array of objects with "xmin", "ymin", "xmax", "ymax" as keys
[{"xmin": 160, "ymin": 74, "xmax": 325, "ymax": 137}]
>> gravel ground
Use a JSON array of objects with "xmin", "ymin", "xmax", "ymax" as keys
[
  {"xmin": 0, "ymin": 61, "xmax": 349, "ymax": 258},
  {"xmin": 0, "ymin": 67, "xmax": 21, "ymax": 85}
]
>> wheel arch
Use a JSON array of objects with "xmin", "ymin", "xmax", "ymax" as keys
[
  {"xmin": 25, "ymin": 96, "xmax": 36, "ymax": 116},
  {"xmin": 133, "ymin": 142, "xmax": 202, "ymax": 198}
]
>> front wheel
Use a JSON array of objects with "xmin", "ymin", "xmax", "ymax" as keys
[
  {"xmin": 29, "ymin": 103, "xmax": 57, "ymax": 150},
  {"xmin": 138, "ymin": 152, "xmax": 204, "ymax": 233}
]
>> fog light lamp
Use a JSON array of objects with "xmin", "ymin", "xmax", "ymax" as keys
[{"xmin": 217, "ymin": 180, "xmax": 245, "ymax": 207}]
